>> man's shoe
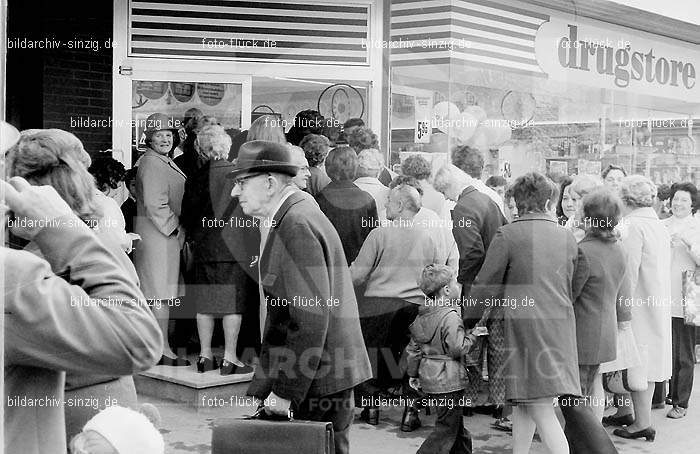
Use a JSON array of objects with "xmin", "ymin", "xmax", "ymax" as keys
[
  {"xmin": 400, "ymin": 406, "xmax": 421, "ymax": 432},
  {"xmin": 667, "ymin": 406, "xmax": 687, "ymax": 419},
  {"xmin": 652, "ymin": 402, "xmax": 665, "ymax": 409},
  {"xmin": 359, "ymin": 407, "xmax": 379, "ymax": 425}
]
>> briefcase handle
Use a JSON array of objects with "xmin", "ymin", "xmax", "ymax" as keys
[{"xmin": 246, "ymin": 405, "xmax": 294, "ymax": 422}]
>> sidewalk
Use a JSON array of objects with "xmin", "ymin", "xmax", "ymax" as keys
[{"xmin": 149, "ymin": 364, "xmax": 700, "ymax": 454}]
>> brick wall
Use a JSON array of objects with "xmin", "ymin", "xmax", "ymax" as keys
[
  {"xmin": 7, "ymin": 1, "xmax": 113, "ymax": 154},
  {"xmin": 42, "ymin": 33, "xmax": 113, "ymax": 154}
]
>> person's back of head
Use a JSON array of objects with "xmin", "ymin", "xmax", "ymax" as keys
[
  {"xmin": 195, "ymin": 124, "xmax": 232, "ymax": 161},
  {"xmin": 389, "ymin": 174, "xmax": 424, "ymax": 197},
  {"xmin": 418, "ymin": 263, "xmax": 454, "ymax": 302},
  {"xmin": 401, "ymin": 155, "xmax": 432, "ymax": 182},
  {"xmin": 88, "ymin": 157, "xmax": 126, "ymax": 193},
  {"xmin": 433, "ymin": 164, "xmax": 470, "ymax": 201},
  {"xmin": 485, "ymin": 175, "xmax": 507, "ymax": 189},
  {"xmin": 183, "ymin": 107, "xmax": 204, "ymax": 133},
  {"xmin": 343, "ymin": 117, "xmax": 365, "ymax": 131},
  {"xmin": 299, "ymin": 133, "xmax": 330, "ymax": 167},
  {"xmin": 356, "ymin": 148, "xmax": 383, "ymax": 178},
  {"xmin": 388, "ymin": 182, "xmax": 422, "ymax": 219},
  {"xmin": 451, "ymin": 145, "xmax": 484, "ymax": 179},
  {"xmin": 347, "ymin": 127, "xmax": 379, "ymax": 154},
  {"xmin": 570, "ymin": 174, "xmax": 603, "ymax": 199},
  {"xmin": 247, "ymin": 115, "xmax": 286, "ymax": 143},
  {"xmin": 9, "ymin": 129, "xmax": 101, "ymax": 221},
  {"xmin": 510, "ymin": 172, "xmax": 559, "ymax": 216},
  {"xmin": 325, "ymin": 146, "xmax": 357, "ymax": 182},
  {"xmin": 70, "ymin": 405, "xmax": 164, "ymax": 454},
  {"xmin": 581, "ymin": 187, "xmax": 623, "ymax": 242}
]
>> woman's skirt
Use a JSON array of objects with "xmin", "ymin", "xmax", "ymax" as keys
[{"xmin": 190, "ymin": 261, "xmax": 256, "ymax": 315}]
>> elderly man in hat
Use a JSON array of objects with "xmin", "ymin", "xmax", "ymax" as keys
[{"xmin": 230, "ymin": 140, "xmax": 371, "ymax": 454}]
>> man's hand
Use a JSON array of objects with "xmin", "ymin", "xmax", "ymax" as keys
[
  {"xmin": 264, "ymin": 391, "xmax": 292, "ymax": 418},
  {"xmin": 409, "ymin": 377, "xmax": 421, "ymax": 391},
  {"xmin": 1, "ymin": 177, "xmax": 74, "ymax": 240}
]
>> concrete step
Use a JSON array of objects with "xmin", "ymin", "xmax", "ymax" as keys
[{"xmin": 135, "ymin": 356, "xmax": 255, "ymax": 410}]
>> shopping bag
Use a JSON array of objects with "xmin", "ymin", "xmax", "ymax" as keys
[{"xmin": 602, "ymin": 334, "xmax": 647, "ymax": 394}]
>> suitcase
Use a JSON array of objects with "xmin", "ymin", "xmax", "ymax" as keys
[{"xmin": 211, "ymin": 411, "xmax": 334, "ymax": 454}]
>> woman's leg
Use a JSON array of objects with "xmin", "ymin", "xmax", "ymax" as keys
[
  {"xmin": 196, "ymin": 313, "xmax": 215, "ymax": 358},
  {"xmin": 152, "ymin": 301, "xmax": 174, "ymax": 357},
  {"xmin": 528, "ymin": 401, "xmax": 570, "ymax": 454},
  {"xmin": 512, "ymin": 405, "xmax": 537, "ymax": 454},
  {"xmin": 591, "ymin": 373, "xmax": 605, "ymax": 421},
  {"xmin": 625, "ymin": 382, "xmax": 654, "ymax": 431},
  {"xmin": 222, "ymin": 314, "xmax": 243, "ymax": 365}
]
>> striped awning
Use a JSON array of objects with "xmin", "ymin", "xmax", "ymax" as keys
[
  {"xmin": 129, "ymin": 0, "xmax": 371, "ymax": 65},
  {"xmin": 391, "ymin": 0, "xmax": 549, "ymax": 76}
]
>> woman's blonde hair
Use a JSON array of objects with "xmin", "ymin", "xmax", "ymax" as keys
[
  {"xmin": 8, "ymin": 129, "xmax": 101, "ymax": 222},
  {"xmin": 620, "ymin": 175, "xmax": 656, "ymax": 208},
  {"xmin": 195, "ymin": 125, "xmax": 232, "ymax": 160},
  {"xmin": 247, "ymin": 115, "xmax": 286, "ymax": 143}
]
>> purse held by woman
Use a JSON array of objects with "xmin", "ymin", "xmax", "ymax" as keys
[{"xmin": 602, "ymin": 328, "xmax": 647, "ymax": 393}]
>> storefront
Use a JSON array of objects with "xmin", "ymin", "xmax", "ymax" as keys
[
  {"xmin": 112, "ymin": 0, "xmax": 386, "ymax": 167},
  {"xmin": 388, "ymin": 0, "xmax": 700, "ymax": 184},
  {"xmin": 112, "ymin": 0, "xmax": 700, "ymax": 185}
]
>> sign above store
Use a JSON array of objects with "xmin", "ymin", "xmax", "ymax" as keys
[{"xmin": 535, "ymin": 18, "xmax": 700, "ymax": 103}]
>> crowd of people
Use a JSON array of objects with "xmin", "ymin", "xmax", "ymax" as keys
[{"xmin": 2, "ymin": 105, "xmax": 698, "ymax": 454}]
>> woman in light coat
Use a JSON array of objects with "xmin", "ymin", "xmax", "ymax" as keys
[
  {"xmin": 662, "ymin": 182, "xmax": 700, "ymax": 419},
  {"xmin": 608, "ymin": 175, "xmax": 672, "ymax": 442},
  {"xmin": 134, "ymin": 113, "xmax": 189, "ymax": 366}
]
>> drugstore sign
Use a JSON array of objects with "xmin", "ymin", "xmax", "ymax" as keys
[{"xmin": 535, "ymin": 18, "xmax": 700, "ymax": 103}]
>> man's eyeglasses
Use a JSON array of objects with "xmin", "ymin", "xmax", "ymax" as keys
[{"xmin": 234, "ymin": 173, "xmax": 270, "ymax": 189}]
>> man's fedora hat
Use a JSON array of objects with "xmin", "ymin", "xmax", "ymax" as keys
[{"xmin": 228, "ymin": 140, "xmax": 299, "ymax": 179}]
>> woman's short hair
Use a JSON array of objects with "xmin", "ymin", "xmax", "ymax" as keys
[
  {"xmin": 325, "ymin": 146, "xmax": 357, "ymax": 182},
  {"xmin": 390, "ymin": 183, "xmax": 422, "ymax": 213},
  {"xmin": 485, "ymin": 175, "xmax": 507, "ymax": 188},
  {"xmin": 582, "ymin": 188, "xmax": 622, "ymax": 241},
  {"xmin": 19, "ymin": 128, "xmax": 92, "ymax": 168},
  {"xmin": 299, "ymin": 134, "xmax": 330, "ymax": 167},
  {"xmin": 401, "ymin": 155, "xmax": 432, "ymax": 181},
  {"xmin": 570, "ymin": 174, "xmax": 604, "ymax": 198},
  {"xmin": 669, "ymin": 182, "xmax": 699, "ymax": 214},
  {"xmin": 556, "ymin": 176, "xmax": 574, "ymax": 221},
  {"xmin": 620, "ymin": 175, "xmax": 656, "ymax": 208},
  {"xmin": 9, "ymin": 129, "xmax": 101, "ymax": 221},
  {"xmin": 510, "ymin": 172, "xmax": 559, "ymax": 215},
  {"xmin": 389, "ymin": 175, "xmax": 424, "ymax": 196},
  {"xmin": 195, "ymin": 124, "xmax": 232, "ymax": 160},
  {"xmin": 418, "ymin": 264, "xmax": 454, "ymax": 299},
  {"xmin": 451, "ymin": 146, "xmax": 484, "ymax": 178},
  {"xmin": 356, "ymin": 148, "xmax": 383, "ymax": 178},
  {"xmin": 602, "ymin": 164, "xmax": 627, "ymax": 179},
  {"xmin": 347, "ymin": 127, "xmax": 379, "ymax": 154},
  {"xmin": 88, "ymin": 157, "xmax": 126, "ymax": 192},
  {"xmin": 247, "ymin": 115, "xmax": 286, "ymax": 143},
  {"xmin": 432, "ymin": 164, "xmax": 469, "ymax": 196}
]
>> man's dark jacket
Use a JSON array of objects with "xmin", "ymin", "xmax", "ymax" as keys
[
  {"xmin": 247, "ymin": 191, "xmax": 372, "ymax": 406},
  {"xmin": 316, "ymin": 180, "xmax": 378, "ymax": 265},
  {"xmin": 452, "ymin": 186, "xmax": 506, "ymax": 300}
]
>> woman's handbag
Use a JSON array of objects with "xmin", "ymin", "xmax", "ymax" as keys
[
  {"xmin": 602, "ymin": 328, "xmax": 647, "ymax": 393},
  {"xmin": 682, "ymin": 270, "xmax": 700, "ymax": 326}
]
